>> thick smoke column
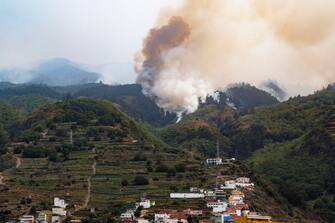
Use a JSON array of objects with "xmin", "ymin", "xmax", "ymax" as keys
[
  {"xmin": 135, "ymin": 17, "xmax": 192, "ymax": 113},
  {"xmin": 136, "ymin": 16, "xmax": 190, "ymax": 91},
  {"xmin": 136, "ymin": 0, "xmax": 335, "ymax": 114}
]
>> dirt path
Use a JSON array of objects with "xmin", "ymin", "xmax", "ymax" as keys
[
  {"xmin": 83, "ymin": 159, "xmax": 96, "ymax": 209},
  {"xmin": 15, "ymin": 156, "xmax": 22, "ymax": 168},
  {"xmin": 78, "ymin": 148, "xmax": 96, "ymax": 211},
  {"xmin": 0, "ymin": 154, "xmax": 21, "ymax": 186},
  {"xmin": 0, "ymin": 173, "xmax": 4, "ymax": 185}
]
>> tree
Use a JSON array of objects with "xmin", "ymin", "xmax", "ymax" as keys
[
  {"xmin": 133, "ymin": 176, "xmax": 149, "ymax": 185},
  {"xmin": 166, "ymin": 168, "xmax": 176, "ymax": 177},
  {"xmin": 155, "ymin": 164, "xmax": 169, "ymax": 172},
  {"xmin": 175, "ymin": 163, "xmax": 186, "ymax": 172},
  {"xmin": 48, "ymin": 152, "xmax": 58, "ymax": 162},
  {"xmin": 134, "ymin": 206, "xmax": 142, "ymax": 218},
  {"xmin": 0, "ymin": 128, "xmax": 8, "ymax": 146},
  {"xmin": 121, "ymin": 179, "xmax": 129, "ymax": 187},
  {"xmin": 22, "ymin": 146, "xmax": 46, "ymax": 158}
]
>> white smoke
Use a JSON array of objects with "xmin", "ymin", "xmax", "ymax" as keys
[{"xmin": 136, "ymin": 0, "xmax": 335, "ymax": 114}]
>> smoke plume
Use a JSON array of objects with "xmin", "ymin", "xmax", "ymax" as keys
[
  {"xmin": 136, "ymin": 0, "xmax": 335, "ymax": 113},
  {"xmin": 261, "ymin": 80, "xmax": 287, "ymax": 101}
]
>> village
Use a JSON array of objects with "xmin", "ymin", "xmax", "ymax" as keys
[
  {"xmin": 10, "ymin": 155, "xmax": 287, "ymax": 223},
  {"xmin": 119, "ymin": 161, "xmax": 287, "ymax": 223}
]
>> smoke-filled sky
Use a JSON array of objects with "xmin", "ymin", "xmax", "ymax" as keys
[
  {"xmin": 0, "ymin": 0, "xmax": 181, "ymax": 69},
  {"xmin": 136, "ymin": 0, "xmax": 335, "ymax": 113},
  {"xmin": 1, "ymin": 0, "xmax": 334, "ymax": 112}
]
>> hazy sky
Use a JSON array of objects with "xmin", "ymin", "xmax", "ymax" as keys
[{"xmin": 0, "ymin": 0, "xmax": 181, "ymax": 69}]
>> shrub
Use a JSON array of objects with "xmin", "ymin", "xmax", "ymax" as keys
[
  {"xmin": 132, "ymin": 152, "xmax": 147, "ymax": 161},
  {"xmin": 22, "ymin": 146, "xmax": 46, "ymax": 158},
  {"xmin": 121, "ymin": 179, "xmax": 129, "ymax": 187},
  {"xmin": 14, "ymin": 146, "xmax": 24, "ymax": 154},
  {"xmin": 133, "ymin": 176, "xmax": 149, "ymax": 185},
  {"xmin": 175, "ymin": 163, "xmax": 187, "ymax": 172},
  {"xmin": 166, "ymin": 168, "xmax": 176, "ymax": 177},
  {"xmin": 155, "ymin": 164, "xmax": 169, "ymax": 172},
  {"xmin": 147, "ymin": 166, "xmax": 153, "ymax": 172}
]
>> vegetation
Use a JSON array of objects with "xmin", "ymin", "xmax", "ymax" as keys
[
  {"xmin": 0, "ymin": 82, "xmax": 333, "ymax": 222},
  {"xmin": 246, "ymin": 90, "xmax": 335, "ymax": 222}
]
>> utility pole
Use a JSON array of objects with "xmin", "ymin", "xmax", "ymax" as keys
[
  {"xmin": 216, "ymin": 139, "xmax": 220, "ymax": 189},
  {"xmin": 70, "ymin": 129, "xmax": 73, "ymax": 145},
  {"xmin": 216, "ymin": 140, "xmax": 220, "ymax": 158}
]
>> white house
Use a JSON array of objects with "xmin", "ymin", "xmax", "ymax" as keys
[
  {"xmin": 236, "ymin": 177, "xmax": 250, "ymax": 184},
  {"xmin": 204, "ymin": 190, "xmax": 216, "ymax": 197},
  {"xmin": 154, "ymin": 213, "xmax": 179, "ymax": 223},
  {"xmin": 54, "ymin": 197, "xmax": 67, "ymax": 208},
  {"xmin": 207, "ymin": 201, "xmax": 228, "ymax": 213},
  {"xmin": 120, "ymin": 209, "xmax": 135, "ymax": 219},
  {"xmin": 52, "ymin": 207, "xmax": 66, "ymax": 217},
  {"xmin": 190, "ymin": 187, "xmax": 201, "ymax": 192},
  {"xmin": 247, "ymin": 212, "xmax": 272, "ymax": 221},
  {"xmin": 36, "ymin": 212, "xmax": 48, "ymax": 223},
  {"xmin": 206, "ymin": 158, "xmax": 223, "ymax": 165},
  {"xmin": 214, "ymin": 189, "xmax": 226, "ymax": 198},
  {"xmin": 136, "ymin": 199, "xmax": 155, "ymax": 209},
  {"xmin": 137, "ymin": 219, "xmax": 150, "ymax": 223},
  {"xmin": 221, "ymin": 180, "xmax": 236, "ymax": 190},
  {"xmin": 170, "ymin": 193, "xmax": 204, "ymax": 199},
  {"xmin": 19, "ymin": 215, "xmax": 34, "ymax": 223},
  {"xmin": 51, "ymin": 215, "xmax": 61, "ymax": 223},
  {"xmin": 235, "ymin": 177, "xmax": 254, "ymax": 190},
  {"xmin": 228, "ymin": 190, "xmax": 245, "ymax": 205}
]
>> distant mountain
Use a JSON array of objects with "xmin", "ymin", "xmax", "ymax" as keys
[
  {"xmin": 0, "ymin": 57, "xmax": 137, "ymax": 87},
  {"xmin": 31, "ymin": 65, "xmax": 101, "ymax": 86},
  {"xmin": 0, "ymin": 69, "xmax": 37, "ymax": 84},
  {"xmin": 0, "ymin": 58, "xmax": 102, "ymax": 87},
  {"xmin": 30, "ymin": 58, "xmax": 101, "ymax": 86}
]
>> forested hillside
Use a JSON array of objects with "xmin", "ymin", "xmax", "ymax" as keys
[{"xmin": 157, "ymin": 88, "xmax": 335, "ymax": 222}]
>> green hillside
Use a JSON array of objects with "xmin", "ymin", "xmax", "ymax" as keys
[
  {"xmin": 0, "ymin": 98, "xmax": 299, "ymax": 222},
  {"xmin": 1, "ymin": 95, "xmax": 56, "ymax": 112},
  {"xmin": 0, "ymin": 99, "xmax": 200, "ymax": 221},
  {"xmin": 157, "ymin": 89, "xmax": 335, "ymax": 222},
  {"xmin": 245, "ymin": 90, "xmax": 335, "ymax": 223}
]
